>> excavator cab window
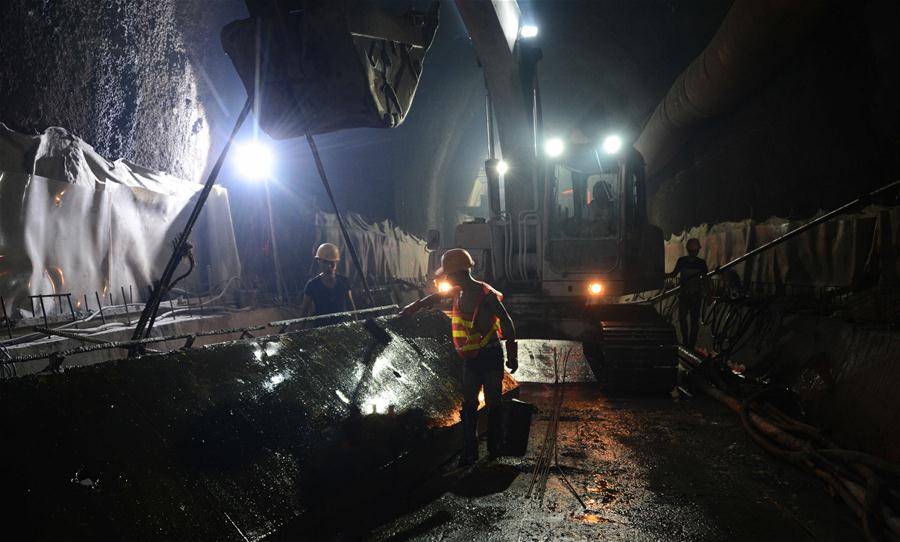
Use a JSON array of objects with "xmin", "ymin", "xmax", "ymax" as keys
[{"xmin": 549, "ymin": 167, "xmax": 620, "ymax": 241}]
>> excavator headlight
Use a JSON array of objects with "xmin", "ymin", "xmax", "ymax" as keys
[
  {"xmin": 544, "ymin": 137, "xmax": 565, "ymax": 158},
  {"xmin": 588, "ymin": 282, "xmax": 603, "ymax": 295},
  {"xmin": 601, "ymin": 134, "xmax": 622, "ymax": 155},
  {"xmin": 436, "ymin": 280, "xmax": 453, "ymax": 294}
]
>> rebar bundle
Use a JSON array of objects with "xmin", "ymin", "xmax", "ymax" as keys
[{"xmin": 526, "ymin": 347, "xmax": 576, "ymax": 505}]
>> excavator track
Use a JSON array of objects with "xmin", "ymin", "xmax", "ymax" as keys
[{"xmin": 589, "ymin": 318, "xmax": 678, "ymax": 393}]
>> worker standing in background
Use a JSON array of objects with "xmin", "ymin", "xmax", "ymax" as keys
[
  {"xmin": 667, "ymin": 238, "xmax": 708, "ymax": 349},
  {"xmin": 399, "ymin": 248, "xmax": 518, "ymax": 467},
  {"xmin": 300, "ymin": 243, "xmax": 356, "ymax": 326}
]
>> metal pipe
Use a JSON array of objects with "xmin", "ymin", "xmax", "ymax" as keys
[
  {"xmin": 264, "ymin": 179, "xmax": 288, "ymax": 303},
  {"xmin": 95, "ymin": 292, "xmax": 106, "ymax": 324},
  {"xmin": 485, "ymin": 84, "xmax": 495, "ymax": 160},
  {"xmin": 304, "ymin": 128, "xmax": 375, "ymax": 306},
  {"xmin": 121, "ymin": 287, "xmax": 130, "ymax": 324},
  {"xmin": 38, "ymin": 297, "xmax": 48, "ymax": 331},
  {"xmin": 5, "ymin": 304, "xmax": 399, "ymax": 365},
  {"xmin": 132, "ymin": 96, "xmax": 254, "ymax": 343},
  {"xmin": 269, "ymin": 304, "xmax": 398, "ymax": 328},
  {"xmin": 0, "ymin": 296, "xmax": 12, "ymax": 339},
  {"xmin": 635, "ymin": 0, "xmax": 827, "ymax": 178}
]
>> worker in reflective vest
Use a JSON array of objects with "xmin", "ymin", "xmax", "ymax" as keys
[{"xmin": 399, "ymin": 248, "xmax": 517, "ymax": 466}]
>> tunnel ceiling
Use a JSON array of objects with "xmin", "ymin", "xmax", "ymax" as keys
[{"xmin": 10, "ymin": 1, "xmax": 894, "ymax": 242}]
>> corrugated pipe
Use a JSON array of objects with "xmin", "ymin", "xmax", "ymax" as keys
[{"xmin": 634, "ymin": 0, "xmax": 828, "ymax": 179}]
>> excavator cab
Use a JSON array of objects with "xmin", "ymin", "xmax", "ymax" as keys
[{"xmin": 542, "ymin": 147, "xmax": 665, "ymax": 298}]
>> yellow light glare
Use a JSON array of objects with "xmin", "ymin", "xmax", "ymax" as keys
[
  {"xmin": 520, "ymin": 25, "xmax": 539, "ymax": 39},
  {"xmin": 437, "ymin": 280, "xmax": 452, "ymax": 294},
  {"xmin": 589, "ymin": 282, "xmax": 603, "ymax": 295}
]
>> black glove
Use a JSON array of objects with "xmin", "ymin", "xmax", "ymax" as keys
[{"xmin": 505, "ymin": 340, "xmax": 518, "ymax": 374}]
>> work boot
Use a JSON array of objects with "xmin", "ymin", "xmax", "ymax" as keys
[
  {"xmin": 486, "ymin": 404, "xmax": 503, "ymax": 458},
  {"xmin": 459, "ymin": 408, "xmax": 478, "ymax": 467}
]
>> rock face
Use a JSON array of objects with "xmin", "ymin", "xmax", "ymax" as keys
[{"xmin": 0, "ymin": 0, "xmax": 245, "ymax": 183}]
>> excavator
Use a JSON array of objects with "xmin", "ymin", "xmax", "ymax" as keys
[{"xmin": 223, "ymin": 0, "xmax": 677, "ymax": 391}]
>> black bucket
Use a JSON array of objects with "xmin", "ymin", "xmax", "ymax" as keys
[{"xmin": 500, "ymin": 399, "xmax": 534, "ymax": 456}]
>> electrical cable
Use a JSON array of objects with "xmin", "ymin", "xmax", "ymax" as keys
[{"xmin": 680, "ymin": 348, "xmax": 900, "ymax": 541}]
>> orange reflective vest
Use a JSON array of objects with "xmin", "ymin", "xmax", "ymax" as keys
[{"xmin": 450, "ymin": 282, "xmax": 504, "ymax": 359}]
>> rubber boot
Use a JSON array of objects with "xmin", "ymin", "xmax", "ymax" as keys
[
  {"xmin": 459, "ymin": 407, "xmax": 478, "ymax": 467},
  {"xmin": 487, "ymin": 402, "xmax": 503, "ymax": 458}
]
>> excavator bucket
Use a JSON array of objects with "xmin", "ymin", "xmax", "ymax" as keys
[{"xmin": 222, "ymin": 0, "xmax": 440, "ymax": 139}]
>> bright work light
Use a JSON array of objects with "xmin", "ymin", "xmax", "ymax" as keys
[
  {"xmin": 234, "ymin": 141, "xmax": 274, "ymax": 180},
  {"xmin": 544, "ymin": 137, "xmax": 565, "ymax": 158},
  {"xmin": 588, "ymin": 282, "xmax": 603, "ymax": 295},
  {"xmin": 601, "ymin": 135, "xmax": 622, "ymax": 155},
  {"xmin": 437, "ymin": 280, "xmax": 452, "ymax": 294},
  {"xmin": 520, "ymin": 25, "xmax": 539, "ymax": 39},
  {"xmin": 497, "ymin": 160, "xmax": 509, "ymax": 175}
]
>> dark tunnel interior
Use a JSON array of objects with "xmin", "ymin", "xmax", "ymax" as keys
[{"xmin": 1, "ymin": 1, "xmax": 899, "ymax": 540}]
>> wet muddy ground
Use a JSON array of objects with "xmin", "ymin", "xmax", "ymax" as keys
[{"xmin": 339, "ymin": 383, "xmax": 863, "ymax": 541}]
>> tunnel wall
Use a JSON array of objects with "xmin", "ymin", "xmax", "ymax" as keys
[
  {"xmin": 710, "ymin": 312, "xmax": 900, "ymax": 463},
  {"xmin": 664, "ymin": 206, "xmax": 900, "ymax": 291},
  {"xmin": 0, "ymin": 0, "xmax": 247, "ymax": 184},
  {"xmin": 646, "ymin": 0, "xmax": 900, "ymax": 236},
  {"xmin": 664, "ymin": 208, "xmax": 900, "ymax": 461}
]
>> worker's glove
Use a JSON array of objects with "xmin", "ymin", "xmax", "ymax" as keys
[{"xmin": 505, "ymin": 340, "xmax": 518, "ymax": 374}]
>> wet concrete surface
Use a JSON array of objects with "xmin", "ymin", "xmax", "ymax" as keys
[
  {"xmin": 351, "ymin": 384, "xmax": 864, "ymax": 542},
  {"xmin": 1, "ymin": 312, "xmax": 516, "ymax": 540}
]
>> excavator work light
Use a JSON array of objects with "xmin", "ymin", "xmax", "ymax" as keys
[
  {"xmin": 437, "ymin": 280, "xmax": 453, "ymax": 294},
  {"xmin": 234, "ymin": 141, "xmax": 274, "ymax": 180},
  {"xmin": 601, "ymin": 135, "xmax": 622, "ymax": 155},
  {"xmin": 588, "ymin": 282, "xmax": 604, "ymax": 295},
  {"xmin": 497, "ymin": 160, "xmax": 509, "ymax": 175},
  {"xmin": 544, "ymin": 137, "xmax": 565, "ymax": 158}
]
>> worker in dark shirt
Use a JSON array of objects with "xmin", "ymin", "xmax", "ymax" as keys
[
  {"xmin": 667, "ymin": 238, "xmax": 708, "ymax": 349},
  {"xmin": 300, "ymin": 243, "xmax": 356, "ymax": 326}
]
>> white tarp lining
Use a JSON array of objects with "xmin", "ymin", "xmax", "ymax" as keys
[
  {"xmin": 666, "ymin": 206, "xmax": 900, "ymax": 289},
  {"xmin": 312, "ymin": 211, "xmax": 428, "ymax": 285},
  {"xmin": 0, "ymin": 124, "xmax": 240, "ymax": 315}
]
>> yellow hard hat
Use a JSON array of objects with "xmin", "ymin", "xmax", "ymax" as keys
[
  {"xmin": 315, "ymin": 242, "xmax": 340, "ymax": 262},
  {"xmin": 435, "ymin": 248, "xmax": 474, "ymax": 277}
]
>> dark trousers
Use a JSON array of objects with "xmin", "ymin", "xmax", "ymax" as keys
[
  {"xmin": 460, "ymin": 345, "xmax": 504, "ymax": 460},
  {"xmin": 678, "ymin": 294, "xmax": 702, "ymax": 349}
]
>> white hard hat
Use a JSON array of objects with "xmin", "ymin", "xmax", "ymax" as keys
[{"xmin": 315, "ymin": 243, "xmax": 340, "ymax": 262}]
